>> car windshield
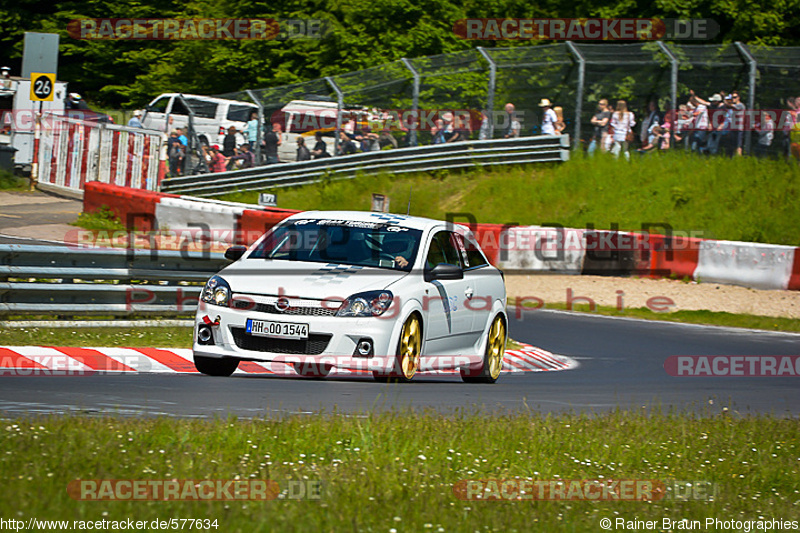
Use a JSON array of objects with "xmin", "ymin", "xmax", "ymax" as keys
[{"xmin": 249, "ymin": 219, "xmax": 422, "ymax": 271}]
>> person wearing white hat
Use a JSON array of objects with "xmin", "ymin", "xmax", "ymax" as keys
[
  {"xmin": 539, "ymin": 98, "xmax": 557, "ymax": 135},
  {"xmin": 0, "ymin": 67, "xmax": 10, "ymax": 90},
  {"xmin": 127, "ymin": 109, "xmax": 144, "ymax": 128}
]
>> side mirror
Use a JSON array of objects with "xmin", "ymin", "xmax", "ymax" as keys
[
  {"xmin": 224, "ymin": 245, "xmax": 247, "ymax": 261},
  {"xmin": 424, "ymin": 263, "xmax": 463, "ymax": 282}
]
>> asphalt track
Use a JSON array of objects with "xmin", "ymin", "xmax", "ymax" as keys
[{"xmin": 1, "ymin": 308, "xmax": 798, "ymax": 418}]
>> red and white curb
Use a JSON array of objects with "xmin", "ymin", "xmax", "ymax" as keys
[{"xmin": 0, "ymin": 344, "xmax": 577, "ymax": 376}]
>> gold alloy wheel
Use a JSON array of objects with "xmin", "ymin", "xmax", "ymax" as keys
[
  {"xmin": 398, "ymin": 314, "xmax": 422, "ymax": 380},
  {"xmin": 486, "ymin": 316, "xmax": 506, "ymax": 380}
]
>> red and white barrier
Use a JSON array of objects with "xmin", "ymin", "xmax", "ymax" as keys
[
  {"xmin": 82, "ymin": 183, "xmax": 800, "ymax": 291},
  {"xmin": 695, "ymin": 240, "xmax": 796, "ymax": 290},
  {"xmin": 36, "ymin": 114, "xmax": 162, "ymax": 194},
  {"xmin": 0, "ymin": 344, "xmax": 576, "ymax": 376}
]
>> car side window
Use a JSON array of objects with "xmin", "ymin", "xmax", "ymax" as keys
[
  {"xmin": 455, "ymin": 233, "xmax": 489, "ymax": 269},
  {"xmin": 170, "ymin": 98, "xmax": 189, "ymax": 116},
  {"xmin": 148, "ymin": 97, "xmax": 169, "ymax": 113},
  {"xmin": 426, "ymin": 231, "xmax": 462, "ymax": 270},
  {"xmin": 185, "ymin": 98, "xmax": 218, "ymax": 119}
]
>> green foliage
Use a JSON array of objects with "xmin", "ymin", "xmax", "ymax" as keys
[
  {"xmin": 1, "ymin": 0, "xmax": 798, "ymax": 108},
  {"xmin": 0, "ymin": 169, "xmax": 27, "ymax": 190},
  {"xmin": 73, "ymin": 205, "xmax": 126, "ymax": 231},
  {"xmin": 0, "ymin": 412, "xmax": 798, "ymax": 530}
]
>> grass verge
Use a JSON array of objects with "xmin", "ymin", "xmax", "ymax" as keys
[
  {"xmin": 0, "ymin": 412, "xmax": 797, "ymax": 531},
  {"xmin": 513, "ymin": 302, "xmax": 800, "ymax": 333},
  {"xmin": 73, "ymin": 206, "xmax": 126, "ymax": 232},
  {"xmin": 220, "ymin": 151, "xmax": 800, "ymax": 246}
]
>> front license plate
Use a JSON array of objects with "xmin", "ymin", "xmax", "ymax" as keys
[{"xmin": 246, "ymin": 319, "xmax": 309, "ymax": 340}]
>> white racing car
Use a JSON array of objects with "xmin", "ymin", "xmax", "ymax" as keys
[{"xmin": 193, "ymin": 211, "xmax": 508, "ymax": 383}]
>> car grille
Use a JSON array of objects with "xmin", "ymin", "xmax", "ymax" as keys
[
  {"xmin": 230, "ymin": 327, "xmax": 332, "ymax": 355},
  {"xmin": 231, "ymin": 300, "xmax": 338, "ymax": 316}
]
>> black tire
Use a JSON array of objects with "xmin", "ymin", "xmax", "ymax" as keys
[
  {"xmin": 373, "ymin": 313, "xmax": 422, "ymax": 383},
  {"xmin": 194, "ymin": 355, "xmax": 239, "ymax": 377},
  {"xmin": 461, "ymin": 315, "xmax": 506, "ymax": 384}
]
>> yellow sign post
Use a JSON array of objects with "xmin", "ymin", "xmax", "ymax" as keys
[{"xmin": 30, "ymin": 72, "xmax": 55, "ymax": 101}]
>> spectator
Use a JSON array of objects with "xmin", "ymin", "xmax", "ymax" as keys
[
  {"xmin": 705, "ymin": 93, "xmax": 728, "ymax": 155},
  {"xmin": 478, "ymin": 110, "xmax": 491, "ymax": 140},
  {"xmin": 360, "ymin": 132, "xmax": 380, "ymax": 152},
  {"xmin": 754, "ymin": 112, "xmax": 775, "ymax": 159},
  {"xmin": 431, "ymin": 118, "xmax": 446, "ymax": 144},
  {"xmin": 503, "ymin": 103, "xmax": 520, "ymax": 138},
  {"xmin": 222, "ymin": 126, "xmax": 238, "ymax": 157},
  {"xmin": 609, "ymin": 100, "xmax": 636, "ymax": 160},
  {"xmin": 245, "ymin": 111, "xmax": 259, "ymax": 150},
  {"xmin": 442, "ymin": 112, "xmax": 463, "ymax": 143},
  {"xmin": 66, "ymin": 93, "xmax": 89, "ymax": 111},
  {"xmin": 338, "ymin": 130, "xmax": 358, "ymax": 155},
  {"xmin": 166, "ymin": 130, "xmax": 184, "ymax": 177},
  {"xmin": 539, "ymin": 99, "xmax": 557, "ymax": 135},
  {"xmin": 228, "ymin": 143, "xmax": 254, "ymax": 169},
  {"xmin": 296, "ymin": 137, "xmax": 311, "ymax": 161},
  {"xmin": 0, "ymin": 66, "xmax": 10, "ymax": 91},
  {"xmin": 588, "ymin": 99, "xmax": 611, "ymax": 155},
  {"xmin": 311, "ymin": 132, "xmax": 330, "ymax": 158},
  {"xmin": 688, "ymin": 92, "xmax": 710, "ymax": 153},
  {"xmin": 127, "ymin": 110, "xmax": 143, "ymax": 128},
  {"xmin": 176, "ymin": 127, "xmax": 189, "ymax": 173},
  {"xmin": 553, "ymin": 106, "xmax": 566, "ymax": 135},
  {"xmin": 637, "ymin": 124, "xmax": 669, "ymax": 154},
  {"xmin": 208, "ymin": 145, "xmax": 227, "ymax": 173},
  {"xmin": 378, "ymin": 131, "xmax": 398, "ymax": 149},
  {"xmin": 263, "ymin": 122, "xmax": 282, "ymax": 164},
  {"xmin": 673, "ymin": 104, "xmax": 693, "ymax": 148},
  {"xmin": 640, "ymin": 100, "xmax": 663, "ymax": 144}
]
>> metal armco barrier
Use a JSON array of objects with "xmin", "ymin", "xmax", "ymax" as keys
[
  {"xmin": 161, "ymin": 135, "xmax": 570, "ymax": 197},
  {"xmin": 37, "ymin": 114, "xmax": 163, "ymax": 194},
  {"xmin": 0, "ymin": 245, "xmax": 226, "ymax": 317}
]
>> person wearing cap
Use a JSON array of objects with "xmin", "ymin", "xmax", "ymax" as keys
[
  {"xmin": 208, "ymin": 145, "xmax": 227, "ymax": 173},
  {"xmin": 0, "ymin": 67, "xmax": 10, "ymax": 91},
  {"xmin": 705, "ymin": 93, "xmax": 726, "ymax": 155},
  {"xmin": 539, "ymin": 98, "xmax": 558, "ymax": 135},
  {"xmin": 127, "ymin": 110, "xmax": 143, "ymax": 128}
]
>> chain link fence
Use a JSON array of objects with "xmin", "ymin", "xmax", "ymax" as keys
[{"xmin": 170, "ymin": 42, "xmax": 800, "ymax": 175}]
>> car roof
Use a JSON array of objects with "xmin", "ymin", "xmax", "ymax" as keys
[
  {"xmin": 284, "ymin": 210, "xmax": 459, "ymax": 232},
  {"xmin": 149, "ymin": 93, "xmax": 258, "ymax": 107}
]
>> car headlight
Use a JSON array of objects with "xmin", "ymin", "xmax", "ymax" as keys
[
  {"xmin": 336, "ymin": 290, "xmax": 393, "ymax": 317},
  {"xmin": 201, "ymin": 275, "xmax": 231, "ymax": 307}
]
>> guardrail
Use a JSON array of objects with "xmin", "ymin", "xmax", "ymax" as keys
[
  {"xmin": 0, "ymin": 245, "xmax": 226, "ymax": 317},
  {"xmin": 161, "ymin": 135, "xmax": 570, "ymax": 197}
]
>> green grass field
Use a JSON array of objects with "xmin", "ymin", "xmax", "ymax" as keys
[
  {"xmin": 0, "ymin": 412, "xmax": 797, "ymax": 531},
  {"xmin": 221, "ymin": 151, "xmax": 800, "ymax": 246}
]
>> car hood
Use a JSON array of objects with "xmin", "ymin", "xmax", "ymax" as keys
[{"xmin": 218, "ymin": 258, "xmax": 409, "ymax": 299}]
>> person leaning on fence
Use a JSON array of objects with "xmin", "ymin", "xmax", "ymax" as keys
[
  {"xmin": 338, "ymin": 130, "xmax": 358, "ymax": 155},
  {"xmin": 208, "ymin": 145, "xmax": 227, "ymax": 173},
  {"xmin": 311, "ymin": 132, "xmax": 330, "ymax": 158},
  {"xmin": 610, "ymin": 100, "xmax": 635, "ymax": 160},
  {"xmin": 588, "ymin": 99, "xmax": 611, "ymax": 155},
  {"xmin": 296, "ymin": 136, "xmax": 311, "ymax": 161},
  {"xmin": 539, "ymin": 99, "xmax": 557, "ymax": 135},
  {"xmin": 229, "ymin": 143, "xmax": 255, "ymax": 169},
  {"xmin": 127, "ymin": 110, "xmax": 144, "ymax": 128}
]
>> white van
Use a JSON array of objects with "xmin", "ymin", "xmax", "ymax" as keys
[{"xmin": 142, "ymin": 93, "xmax": 257, "ymax": 147}]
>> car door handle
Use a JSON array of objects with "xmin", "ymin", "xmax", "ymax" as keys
[{"xmin": 464, "ymin": 287, "xmax": 474, "ymax": 300}]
